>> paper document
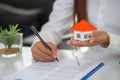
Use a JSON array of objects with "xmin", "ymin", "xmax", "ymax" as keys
[{"xmin": 1, "ymin": 59, "xmax": 103, "ymax": 80}]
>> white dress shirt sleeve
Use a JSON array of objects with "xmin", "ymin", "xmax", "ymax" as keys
[
  {"xmin": 34, "ymin": 0, "xmax": 73, "ymax": 45},
  {"xmin": 107, "ymin": 32, "xmax": 120, "ymax": 52}
]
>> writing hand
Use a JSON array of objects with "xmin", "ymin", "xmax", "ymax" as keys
[{"xmin": 31, "ymin": 41, "xmax": 57, "ymax": 62}]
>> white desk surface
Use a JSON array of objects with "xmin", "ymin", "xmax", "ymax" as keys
[{"xmin": 0, "ymin": 47, "xmax": 120, "ymax": 80}]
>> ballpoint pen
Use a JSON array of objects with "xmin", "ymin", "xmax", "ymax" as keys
[{"xmin": 30, "ymin": 26, "xmax": 59, "ymax": 61}]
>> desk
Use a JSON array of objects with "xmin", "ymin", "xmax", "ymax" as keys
[
  {"xmin": 0, "ymin": 47, "xmax": 33, "ymax": 77},
  {"xmin": 0, "ymin": 47, "xmax": 120, "ymax": 80},
  {"xmin": 0, "ymin": 47, "xmax": 74, "ymax": 78}
]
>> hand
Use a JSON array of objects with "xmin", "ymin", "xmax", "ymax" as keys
[
  {"xmin": 67, "ymin": 31, "xmax": 110, "ymax": 48},
  {"xmin": 31, "ymin": 41, "xmax": 57, "ymax": 62}
]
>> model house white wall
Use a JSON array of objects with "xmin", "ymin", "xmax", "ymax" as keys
[{"xmin": 74, "ymin": 31, "xmax": 92, "ymax": 41}]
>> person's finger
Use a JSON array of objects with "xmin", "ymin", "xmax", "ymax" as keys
[
  {"xmin": 72, "ymin": 40, "xmax": 93, "ymax": 47},
  {"xmin": 35, "ymin": 41, "xmax": 55, "ymax": 58},
  {"xmin": 47, "ymin": 42, "xmax": 58, "ymax": 58},
  {"xmin": 32, "ymin": 52, "xmax": 54, "ymax": 62},
  {"xmin": 31, "ymin": 41, "xmax": 55, "ymax": 62},
  {"xmin": 89, "ymin": 39, "xmax": 96, "ymax": 46},
  {"xmin": 67, "ymin": 40, "xmax": 72, "ymax": 45},
  {"xmin": 32, "ymin": 52, "xmax": 43, "ymax": 62},
  {"xmin": 32, "ymin": 46, "xmax": 54, "ymax": 61},
  {"xmin": 47, "ymin": 42, "xmax": 57, "ymax": 52},
  {"xmin": 67, "ymin": 37, "xmax": 74, "ymax": 45},
  {"xmin": 32, "ymin": 48, "xmax": 55, "ymax": 62}
]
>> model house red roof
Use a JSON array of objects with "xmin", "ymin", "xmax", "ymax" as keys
[{"xmin": 70, "ymin": 19, "xmax": 97, "ymax": 32}]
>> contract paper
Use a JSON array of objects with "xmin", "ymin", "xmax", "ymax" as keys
[{"xmin": 1, "ymin": 59, "xmax": 102, "ymax": 80}]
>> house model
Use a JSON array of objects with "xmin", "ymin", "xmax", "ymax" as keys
[{"xmin": 70, "ymin": 19, "xmax": 97, "ymax": 41}]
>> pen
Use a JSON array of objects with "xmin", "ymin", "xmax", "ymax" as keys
[
  {"xmin": 81, "ymin": 62, "xmax": 104, "ymax": 80},
  {"xmin": 31, "ymin": 26, "xmax": 59, "ymax": 61}
]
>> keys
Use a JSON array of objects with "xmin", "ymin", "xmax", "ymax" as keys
[{"xmin": 72, "ymin": 46, "xmax": 81, "ymax": 65}]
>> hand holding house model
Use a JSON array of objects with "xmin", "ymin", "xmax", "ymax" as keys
[
  {"xmin": 70, "ymin": 19, "xmax": 97, "ymax": 41},
  {"xmin": 70, "ymin": 20, "xmax": 97, "ymax": 65}
]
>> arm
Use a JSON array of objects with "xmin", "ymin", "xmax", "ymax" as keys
[
  {"xmin": 107, "ymin": 32, "xmax": 120, "ymax": 51},
  {"xmin": 35, "ymin": 0, "xmax": 73, "ymax": 45},
  {"xmin": 67, "ymin": 31, "xmax": 120, "ymax": 52},
  {"xmin": 31, "ymin": 0, "xmax": 74, "ymax": 62}
]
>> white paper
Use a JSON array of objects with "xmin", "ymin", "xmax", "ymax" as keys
[{"xmin": 1, "ymin": 59, "xmax": 103, "ymax": 80}]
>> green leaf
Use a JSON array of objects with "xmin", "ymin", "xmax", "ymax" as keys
[{"xmin": 0, "ymin": 24, "xmax": 21, "ymax": 48}]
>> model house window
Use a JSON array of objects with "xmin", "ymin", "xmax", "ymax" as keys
[
  {"xmin": 77, "ymin": 33, "xmax": 81, "ymax": 38},
  {"xmin": 84, "ymin": 33, "xmax": 92, "ymax": 39},
  {"xmin": 84, "ymin": 34, "xmax": 88, "ymax": 39},
  {"xmin": 88, "ymin": 33, "xmax": 92, "ymax": 38}
]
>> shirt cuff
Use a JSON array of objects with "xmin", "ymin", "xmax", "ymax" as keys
[{"xmin": 107, "ymin": 32, "xmax": 119, "ymax": 50}]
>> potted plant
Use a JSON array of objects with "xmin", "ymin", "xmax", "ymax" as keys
[{"xmin": 0, "ymin": 24, "xmax": 22, "ymax": 57}]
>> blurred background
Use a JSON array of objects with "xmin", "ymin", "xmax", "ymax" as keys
[{"xmin": 0, "ymin": 0, "xmax": 55, "ymax": 46}]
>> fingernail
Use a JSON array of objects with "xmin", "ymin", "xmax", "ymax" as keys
[
  {"xmin": 66, "ymin": 41, "xmax": 70, "ymax": 45},
  {"xmin": 53, "ymin": 55, "xmax": 57, "ymax": 58},
  {"xmin": 90, "ymin": 39, "xmax": 94, "ymax": 43},
  {"xmin": 52, "ymin": 51, "xmax": 57, "ymax": 58},
  {"xmin": 67, "ymin": 41, "xmax": 72, "ymax": 45}
]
